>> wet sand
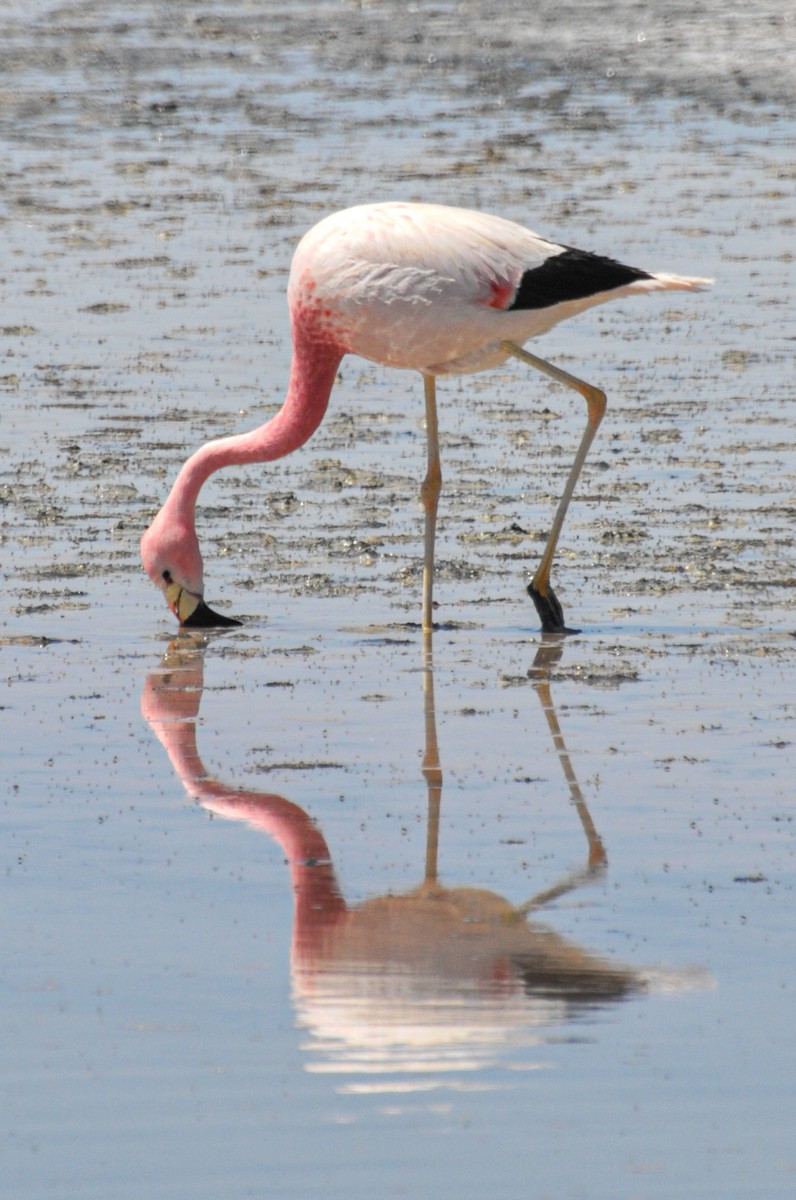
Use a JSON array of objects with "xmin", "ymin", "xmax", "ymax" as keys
[{"xmin": 2, "ymin": 3, "xmax": 795, "ymax": 1198}]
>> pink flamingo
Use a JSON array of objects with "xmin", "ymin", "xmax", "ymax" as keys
[{"xmin": 140, "ymin": 201, "xmax": 711, "ymax": 633}]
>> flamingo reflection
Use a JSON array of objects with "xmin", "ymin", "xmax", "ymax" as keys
[{"xmin": 142, "ymin": 634, "xmax": 651, "ymax": 1081}]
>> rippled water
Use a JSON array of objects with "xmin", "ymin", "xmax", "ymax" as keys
[{"xmin": 2, "ymin": 2, "xmax": 795, "ymax": 1198}]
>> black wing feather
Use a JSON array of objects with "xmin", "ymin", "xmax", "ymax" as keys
[{"xmin": 509, "ymin": 246, "xmax": 652, "ymax": 311}]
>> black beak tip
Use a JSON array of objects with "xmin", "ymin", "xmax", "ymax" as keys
[{"xmin": 181, "ymin": 599, "xmax": 243, "ymax": 629}]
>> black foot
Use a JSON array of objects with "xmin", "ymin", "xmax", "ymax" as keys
[
  {"xmin": 182, "ymin": 599, "xmax": 242, "ymax": 629},
  {"xmin": 527, "ymin": 582, "xmax": 580, "ymax": 636}
]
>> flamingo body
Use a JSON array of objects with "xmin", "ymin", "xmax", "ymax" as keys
[
  {"xmin": 288, "ymin": 202, "xmax": 694, "ymax": 375},
  {"xmin": 141, "ymin": 201, "xmax": 711, "ymax": 630}
]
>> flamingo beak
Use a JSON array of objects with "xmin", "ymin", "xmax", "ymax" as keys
[{"xmin": 164, "ymin": 581, "xmax": 242, "ymax": 628}]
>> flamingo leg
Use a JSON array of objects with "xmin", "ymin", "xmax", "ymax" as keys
[
  {"xmin": 502, "ymin": 341, "xmax": 607, "ymax": 635},
  {"xmin": 420, "ymin": 373, "xmax": 442, "ymax": 631}
]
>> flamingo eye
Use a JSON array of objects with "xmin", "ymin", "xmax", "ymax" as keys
[{"xmin": 162, "ymin": 570, "xmax": 172, "ymax": 583}]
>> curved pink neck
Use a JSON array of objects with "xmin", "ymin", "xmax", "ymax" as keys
[{"xmin": 168, "ymin": 336, "xmax": 342, "ymax": 515}]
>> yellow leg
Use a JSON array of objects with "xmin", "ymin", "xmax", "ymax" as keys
[
  {"xmin": 420, "ymin": 373, "xmax": 442, "ymax": 632},
  {"xmin": 502, "ymin": 341, "xmax": 607, "ymax": 634}
]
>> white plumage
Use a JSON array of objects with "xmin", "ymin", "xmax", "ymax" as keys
[{"xmin": 289, "ymin": 202, "xmax": 710, "ymax": 374}]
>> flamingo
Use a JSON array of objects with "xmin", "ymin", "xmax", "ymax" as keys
[{"xmin": 140, "ymin": 201, "xmax": 711, "ymax": 633}]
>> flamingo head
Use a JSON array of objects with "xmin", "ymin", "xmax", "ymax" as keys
[{"xmin": 140, "ymin": 508, "xmax": 241, "ymax": 628}]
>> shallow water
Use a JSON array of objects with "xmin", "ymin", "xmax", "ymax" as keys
[{"xmin": 2, "ymin": 3, "xmax": 795, "ymax": 1198}]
